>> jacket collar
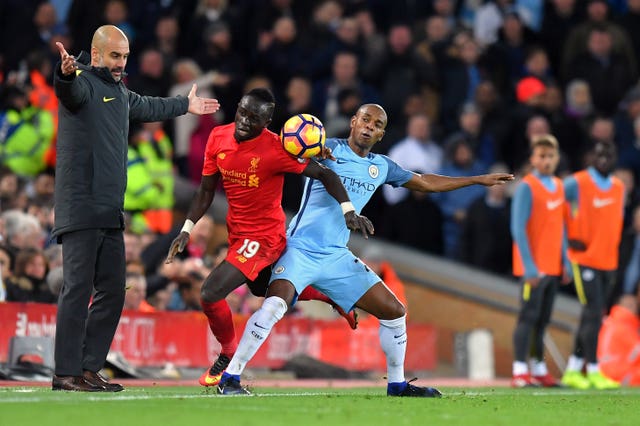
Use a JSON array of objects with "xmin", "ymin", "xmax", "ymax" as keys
[{"xmin": 90, "ymin": 66, "xmax": 127, "ymax": 84}]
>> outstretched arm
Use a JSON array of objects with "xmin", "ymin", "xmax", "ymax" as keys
[
  {"xmin": 402, "ymin": 172, "xmax": 514, "ymax": 193},
  {"xmin": 166, "ymin": 173, "xmax": 220, "ymax": 262},
  {"xmin": 302, "ymin": 161, "xmax": 374, "ymax": 238}
]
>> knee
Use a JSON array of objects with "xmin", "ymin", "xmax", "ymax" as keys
[
  {"xmin": 200, "ymin": 280, "xmax": 224, "ymax": 303},
  {"xmin": 582, "ymin": 307, "xmax": 603, "ymax": 326},
  {"xmin": 519, "ymin": 307, "xmax": 540, "ymax": 325},
  {"xmin": 381, "ymin": 299, "xmax": 406, "ymax": 320}
]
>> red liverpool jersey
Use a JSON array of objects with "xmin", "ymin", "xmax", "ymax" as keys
[{"xmin": 202, "ymin": 123, "xmax": 308, "ymax": 241}]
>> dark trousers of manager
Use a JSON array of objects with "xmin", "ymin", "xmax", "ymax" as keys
[{"xmin": 54, "ymin": 228, "xmax": 126, "ymax": 376}]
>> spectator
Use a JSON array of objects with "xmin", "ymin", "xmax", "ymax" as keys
[
  {"xmin": 614, "ymin": 86, "xmax": 640, "ymax": 180},
  {"xmin": 168, "ymin": 58, "xmax": 225, "ymax": 179},
  {"xmin": 123, "ymin": 272, "xmax": 154, "ymax": 312},
  {"xmin": 539, "ymin": 0, "xmax": 581, "ymax": 74},
  {"xmin": 482, "ymin": 9, "xmax": 540, "ymax": 95},
  {"xmin": 152, "ymin": 15, "xmax": 180, "ymax": 69},
  {"xmin": 542, "ymin": 82, "xmax": 586, "ymax": 173},
  {"xmin": 46, "ymin": 265, "xmax": 63, "ymax": 299},
  {"xmin": 103, "ymin": 0, "xmax": 135, "ymax": 44},
  {"xmin": 0, "ymin": 0, "xmax": 47, "ymax": 72},
  {"xmin": 383, "ymin": 186, "xmax": 445, "ymax": 256},
  {"xmin": 474, "ymin": 0, "xmax": 515, "ymax": 47},
  {"xmin": 562, "ymin": 0, "xmax": 637, "ymax": 82},
  {"xmin": 383, "ymin": 113, "xmax": 443, "ymax": 206},
  {"xmin": 353, "ymin": 8, "xmax": 386, "ymax": 79},
  {"xmin": 563, "ymin": 79, "xmax": 594, "ymax": 166},
  {"xmin": 0, "ymin": 84, "xmax": 55, "ymax": 178},
  {"xmin": 459, "ymin": 162, "xmax": 513, "ymax": 276},
  {"xmin": 298, "ymin": 0, "xmax": 344, "ymax": 57},
  {"xmin": 254, "ymin": 16, "xmax": 306, "ymax": 102},
  {"xmin": 616, "ymin": 0, "xmax": 640, "ymax": 57},
  {"xmin": 168, "ymin": 258, "xmax": 208, "ymax": 312},
  {"xmin": 136, "ymin": 121, "xmax": 176, "ymax": 234},
  {"xmin": 311, "ymin": 50, "xmax": 379, "ymax": 123},
  {"xmin": 194, "ymin": 21, "xmax": 246, "ymax": 121},
  {"xmin": 0, "ymin": 244, "xmax": 15, "ymax": 301},
  {"xmin": 367, "ymin": 23, "xmax": 437, "ymax": 120},
  {"xmin": 323, "ymin": 87, "xmax": 362, "ymax": 139},
  {"xmin": 271, "ymin": 75, "xmax": 318, "ymax": 134},
  {"xmin": 308, "ymin": 16, "xmax": 363, "ymax": 81},
  {"xmin": 0, "ymin": 169, "xmax": 27, "ymax": 211},
  {"xmin": 125, "ymin": 126, "xmax": 161, "ymax": 234},
  {"xmin": 33, "ymin": 2, "xmax": 67, "ymax": 52},
  {"xmin": 451, "ymin": 102, "xmax": 496, "ymax": 168},
  {"xmin": 5, "ymin": 247, "xmax": 54, "ymax": 303},
  {"xmin": 474, "ymin": 80, "xmax": 511, "ymax": 168},
  {"xmin": 127, "ymin": 48, "xmax": 170, "ymax": 97},
  {"xmin": 183, "ymin": 0, "xmax": 236, "ymax": 57},
  {"xmin": 44, "ymin": 244, "xmax": 62, "ymax": 269},
  {"xmin": 2, "ymin": 210, "xmax": 44, "ymax": 252},
  {"xmin": 438, "ymin": 32, "xmax": 488, "ymax": 134},
  {"xmin": 566, "ymin": 24, "xmax": 636, "ymax": 116},
  {"xmin": 504, "ymin": 79, "xmax": 548, "ymax": 172},
  {"xmin": 433, "ymin": 135, "xmax": 488, "ymax": 258}
]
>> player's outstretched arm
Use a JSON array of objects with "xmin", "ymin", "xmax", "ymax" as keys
[
  {"xmin": 166, "ymin": 173, "xmax": 219, "ymax": 263},
  {"xmin": 403, "ymin": 172, "xmax": 514, "ymax": 193},
  {"xmin": 302, "ymin": 161, "xmax": 374, "ymax": 238}
]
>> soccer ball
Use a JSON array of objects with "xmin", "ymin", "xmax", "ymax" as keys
[{"xmin": 280, "ymin": 114, "xmax": 326, "ymax": 158}]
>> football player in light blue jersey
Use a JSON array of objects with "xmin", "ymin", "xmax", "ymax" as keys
[{"xmin": 218, "ymin": 104, "xmax": 514, "ymax": 397}]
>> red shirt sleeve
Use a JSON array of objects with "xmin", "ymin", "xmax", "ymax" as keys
[
  {"xmin": 272, "ymin": 133, "xmax": 309, "ymax": 174},
  {"xmin": 202, "ymin": 128, "xmax": 219, "ymax": 176}
]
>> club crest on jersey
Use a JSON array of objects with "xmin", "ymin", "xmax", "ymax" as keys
[
  {"xmin": 249, "ymin": 157, "xmax": 260, "ymax": 172},
  {"xmin": 274, "ymin": 265, "xmax": 285, "ymax": 274},
  {"xmin": 368, "ymin": 165, "xmax": 379, "ymax": 179},
  {"xmin": 218, "ymin": 153, "xmax": 226, "ymax": 160},
  {"xmin": 582, "ymin": 268, "xmax": 595, "ymax": 282},
  {"xmin": 236, "ymin": 255, "xmax": 247, "ymax": 263}
]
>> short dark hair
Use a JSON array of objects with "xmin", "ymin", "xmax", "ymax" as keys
[{"xmin": 246, "ymin": 88, "xmax": 275, "ymax": 104}]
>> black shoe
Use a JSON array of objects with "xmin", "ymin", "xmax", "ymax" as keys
[
  {"xmin": 217, "ymin": 375, "xmax": 251, "ymax": 395},
  {"xmin": 52, "ymin": 375, "xmax": 105, "ymax": 392},
  {"xmin": 83, "ymin": 370, "xmax": 124, "ymax": 392},
  {"xmin": 387, "ymin": 378, "xmax": 442, "ymax": 398}
]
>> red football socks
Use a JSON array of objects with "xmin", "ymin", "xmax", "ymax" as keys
[{"xmin": 201, "ymin": 299, "xmax": 237, "ymax": 356}]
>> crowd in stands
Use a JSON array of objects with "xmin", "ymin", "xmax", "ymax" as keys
[{"xmin": 1, "ymin": 1, "xmax": 640, "ymax": 331}]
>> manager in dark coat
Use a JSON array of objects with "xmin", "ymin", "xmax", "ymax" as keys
[{"xmin": 52, "ymin": 25, "xmax": 219, "ymax": 392}]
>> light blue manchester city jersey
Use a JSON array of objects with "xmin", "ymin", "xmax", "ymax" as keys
[{"xmin": 286, "ymin": 138, "xmax": 414, "ymax": 253}]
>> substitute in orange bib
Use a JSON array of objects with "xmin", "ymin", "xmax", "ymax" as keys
[
  {"xmin": 561, "ymin": 140, "xmax": 624, "ymax": 390},
  {"xmin": 511, "ymin": 134, "xmax": 570, "ymax": 388}
]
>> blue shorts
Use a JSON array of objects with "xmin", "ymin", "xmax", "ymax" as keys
[{"xmin": 269, "ymin": 245, "xmax": 381, "ymax": 312}]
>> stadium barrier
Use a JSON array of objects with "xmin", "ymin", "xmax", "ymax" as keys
[{"xmin": 0, "ymin": 302, "xmax": 436, "ymax": 371}]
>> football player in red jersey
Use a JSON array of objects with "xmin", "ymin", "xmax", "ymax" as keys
[{"xmin": 166, "ymin": 88, "xmax": 373, "ymax": 386}]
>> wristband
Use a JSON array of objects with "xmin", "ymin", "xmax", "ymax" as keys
[
  {"xmin": 181, "ymin": 219, "xmax": 195, "ymax": 234},
  {"xmin": 340, "ymin": 202, "xmax": 355, "ymax": 215}
]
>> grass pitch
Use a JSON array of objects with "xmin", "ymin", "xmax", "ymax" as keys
[{"xmin": 0, "ymin": 385, "xmax": 638, "ymax": 426}]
